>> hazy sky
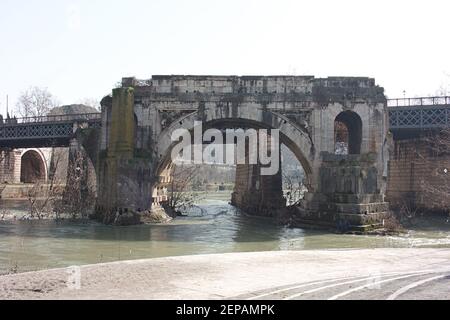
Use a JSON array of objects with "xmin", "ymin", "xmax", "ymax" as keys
[{"xmin": 1, "ymin": 0, "xmax": 449, "ymax": 115}]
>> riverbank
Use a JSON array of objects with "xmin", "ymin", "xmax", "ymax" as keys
[{"xmin": 1, "ymin": 249, "xmax": 449, "ymax": 300}]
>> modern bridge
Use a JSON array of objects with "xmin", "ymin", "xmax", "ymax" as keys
[
  {"xmin": 388, "ymin": 96, "xmax": 450, "ymax": 139},
  {"xmin": 0, "ymin": 113, "xmax": 101, "ymax": 148}
]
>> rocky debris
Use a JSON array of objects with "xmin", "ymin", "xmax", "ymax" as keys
[
  {"xmin": 0, "ymin": 211, "xmax": 17, "ymax": 221},
  {"xmin": 113, "ymin": 211, "xmax": 141, "ymax": 226},
  {"xmin": 140, "ymin": 206, "xmax": 173, "ymax": 224}
]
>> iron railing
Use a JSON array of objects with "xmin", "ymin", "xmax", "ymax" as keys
[
  {"xmin": 387, "ymin": 96, "xmax": 450, "ymax": 108},
  {"xmin": 388, "ymin": 96, "xmax": 450, "ymax": 129},
  {"xmin": 0, "ymin": 123, "xmax": 75, "ymax": 140},
  {"xmin": 0, "ymin": 113, "xmax": 101, "ymax": 126},
  {"xmin": 389, "ymin": 107, "xmax": 449, "ymax": 129}
]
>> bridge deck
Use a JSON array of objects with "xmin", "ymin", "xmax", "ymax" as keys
[
  {"xmin": 388, "ymin": 96, "xmax": 450, "ymax": 130},
  {"xmin": 0, "ymin": 113, "xmax": 101, "ymax": 148}
]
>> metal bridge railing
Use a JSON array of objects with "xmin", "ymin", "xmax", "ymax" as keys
[
  {"xmin": 389, "ymin": 107, "xmax": 449, "ymax": 129},
  {"xmin": 0, "ymin": 113, "xmax": 101, "ymax": 126},
  {"xmin": 388, "ymin": 96, "xmax": 450, "ymax": 129},
  {"xmin": 387, "ymin": 96, "xmax": 450, "ymax": 108}
]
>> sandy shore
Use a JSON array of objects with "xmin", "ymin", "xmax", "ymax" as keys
[{"xmin": 1, "ymin": 249, "xmax": 450, "ymax": 300}]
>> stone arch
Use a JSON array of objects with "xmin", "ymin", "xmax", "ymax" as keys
[
  {"xmin": 154, "ymin": 106, "xmax": 315, "ymax": 191},
  {"xmin": 20, "ymin": 149, "xmax": 47, "ymax": 183},
  {"xmin": 334, "ymin": 111, "xmax": 362, "ymax": 155}
]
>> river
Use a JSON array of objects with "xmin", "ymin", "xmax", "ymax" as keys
[{"xmin": 1, "ymin": 192, "xmax": 450, "ymax": 275}]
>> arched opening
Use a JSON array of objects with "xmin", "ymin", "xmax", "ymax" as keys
[
  {"xmin": 334, "ymin": 111, "xmax": 362, "ymax": 155},
  {"xmin": 20, "ymin": 150, "xmax": 46, "ymax": 183},
  {"xmin": 154, "ymin": 117, "xmax": 312, "ymax": 211},
  {"xmin": 281, "ymin": 145, "xmax": 308, "ymax": 206},
  {"xmin": 156, "ymin": 116, "xmax": 313, "ymax": 187},
  {"xmin": 157, "ymin": 145, "xmax": 309, "ymax": 210}
]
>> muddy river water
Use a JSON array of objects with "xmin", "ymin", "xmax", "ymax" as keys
[{"xmin": 1, "ymin": 193, "xmax": 450, "ymax": 274}]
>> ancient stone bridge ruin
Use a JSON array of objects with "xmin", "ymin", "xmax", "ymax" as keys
[
  {"xmin": 96, "ymin": 75, "xmax": 390, "ymax": 229},
  {"xmin": 2, "ymin": 75, "xmax": 448, "ymax": 230}
]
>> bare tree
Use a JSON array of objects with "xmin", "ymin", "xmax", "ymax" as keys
[
  {"xmin": 0, "ymin": 148, "xmax": 11, "ymax": 163},
  {"xmin": 283, "ymin": 171, "xmax": 306, "ymax": 206},
  {"xmin": 166, "ymin": 164, "xmax": 203, "ymax": 214},
  {"xmin": 25, "ymin": 151, "xmax": 64, "ymax": 220},
  {"xmin": 418, "ymin": 128, "xmax": 450, "ymax": 215},
  {"xmin": 15, "ymin": 87, "xmax": 58, "ymax": 118},
  {"xmin": 434, "ymin": 73, "xmax": 450, "ymax": 96},
  {"xmin": 22, "ymin": 147, "xmax": 96, "ymax": 220},
  {"xmin": 62, "ymin": 148, "xmax": 96, "ymax": 219},
  {"xmin": 0, "ymin": 148, "xmax": 13, "ymax": 189},
  {"xmin": 435, "ymin": 85, "xmax": 449, "ymax": 97}
]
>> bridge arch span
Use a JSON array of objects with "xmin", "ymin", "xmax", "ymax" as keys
[
  {"xmin": 154, "ymin": 106, "xmax": 315, "ymax": 190},
  {"xmin": 20, "ymin": 149, "xmax": 48, "ymax": 183}
]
